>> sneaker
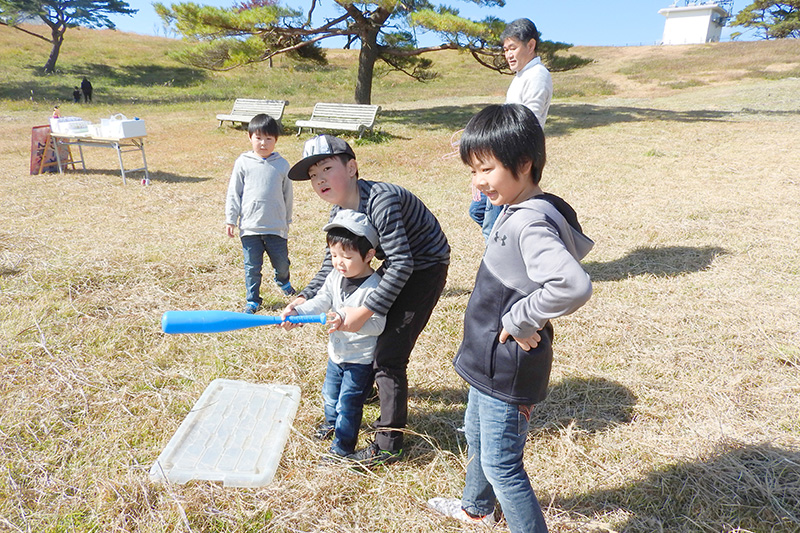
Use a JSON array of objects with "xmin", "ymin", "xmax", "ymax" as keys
[
  {"xmin": 346, "ymin": 441, "xmax": 403, "ymax": 467},
  {"xmin": 243, "ymin": 302, "xmax": 259, "ymax": 314},
  {"xmin": 313, "ymin": 423, "xmax": 335, "ymax": 440},
  {"xmin": 319, "ymin": 448, "xmax": 351, "ymax": 465},
  {"xmin": 280, "ymin": 283, "xmax": 297, "ymax": 297},
  {"xmin": 427, "ymin": 497, "xmax": 498, "ymax": 527}
]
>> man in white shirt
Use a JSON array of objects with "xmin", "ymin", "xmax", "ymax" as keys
[
  {"xmin": 502, "ymin": 18, "xmax": 553, "ymax": 127},
  {"xmin": 470, "ymin": 18, "xmax": 553, "ymax": 240}
]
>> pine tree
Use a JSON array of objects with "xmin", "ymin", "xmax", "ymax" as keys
[
  {"xmin": 0, "ymin": 0, "xmax": 136, "ymax": 73},
  {"xmin": 732, "ymin": 0, "xmax": 800, "ymax": 39},
  {"xmin": 155, "ymin": 0, "xmax": 538, "ymax": 105}
]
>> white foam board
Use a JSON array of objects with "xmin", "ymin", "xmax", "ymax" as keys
[{"xmin": 149, "ymin": 379, "xmax": 301, "ymax": 487}]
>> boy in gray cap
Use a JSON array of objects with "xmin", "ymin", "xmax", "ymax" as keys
[{"xmin": 283, "ymin": 209, "xmax": 386, "ymax": 458}]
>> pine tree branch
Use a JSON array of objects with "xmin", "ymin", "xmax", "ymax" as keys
[{"xmin": 0, "ymin": 21, "xmax": 53, "ymax": 43}]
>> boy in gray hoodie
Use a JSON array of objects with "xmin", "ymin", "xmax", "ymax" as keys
[
  {"xmin": 225, "ymin": 114, "xmax": 295, "ymax": 313},
  {"xmin": 428, "ymin": 104, "xmax": 593, "ymax": 533}
]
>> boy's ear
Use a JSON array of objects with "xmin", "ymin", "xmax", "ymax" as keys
[
  {"xmin": 518, "ymin": 158, "xmax": 533, "ymax": 180},
  {"xmin": 346, "ymin": 158, "xmax": 358, "ymax": 178},
  {"xmin": 365, "ymin": 248, "xmax": 376, "ymax": 262}
]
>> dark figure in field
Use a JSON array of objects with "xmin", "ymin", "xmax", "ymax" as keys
[
  {"xmin": 81, "ymin": 77, "xmax": 93, "ymax": 103},
  {"xmin": 72, "ymin": 87, "xmax": 81, "ymax": 103}
]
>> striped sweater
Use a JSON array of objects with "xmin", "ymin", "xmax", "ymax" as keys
[{"xmin": 300, "ymin": 180, "xmax": 450, "ymax": 316}]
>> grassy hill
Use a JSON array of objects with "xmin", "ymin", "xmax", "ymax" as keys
[
  {"xmin": 1, "ymin": 25, "xmax": 800, "ymax": 533},
  {"xmin": 2, "ymin": 23, "xmax": 800, "ymax": 107}
]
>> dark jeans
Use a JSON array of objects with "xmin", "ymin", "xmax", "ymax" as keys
[
  {"xmin": 241, "ymin": 234, "xmax": 290, "ymax": 305},
  {"xmin": 322, "ymin": 359, "xmax": 374, "ymax": 456},
  {"xmin": 371, "ymin": 262, "xmax": 449, "ymax": 452}
]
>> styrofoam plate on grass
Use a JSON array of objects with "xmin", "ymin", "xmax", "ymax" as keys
[{"xmin": 149, "ymin": 379, "xmax": 301, "ymax": 487}]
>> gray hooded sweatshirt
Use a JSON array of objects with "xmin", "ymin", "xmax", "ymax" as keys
[
  {"xmin": 453, "ymin": 193, "xmax": 593, "ymax": 405},
  {"xmin": 225, "ymin": 151, "xmax": 292, "ymax": 238}
]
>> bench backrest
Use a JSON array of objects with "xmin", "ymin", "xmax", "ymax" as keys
[
  {"xmin": 309, "ymin": 103, "xmax": 381, "ymax": 126},
  {"xmin": 231, "ymin": 99, "xmax": 288, "ymax": 117}
]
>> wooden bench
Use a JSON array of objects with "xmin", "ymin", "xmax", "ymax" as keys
[
  {"xmin": 295, "ymin": 103, "xmax": 381, "ymax": 138},
  {"xmin": 216, "ymin": 99, "xmax": 289, "ymax": 128}
]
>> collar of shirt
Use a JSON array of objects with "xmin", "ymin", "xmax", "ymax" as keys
[{"xmin": 515, "ymin": 56, "xmax": 543, "ymax": 77}]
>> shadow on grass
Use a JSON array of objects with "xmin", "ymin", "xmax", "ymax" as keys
[
  {"xmin": 0, "ymin": 266, "xmax": 22, "ymax": 278},
  {"xmin": 58, "ymin": 168, "xmax": 212, "ymax": 184},
  {"xmin": 27, "ymin": 62, "xmax": 207, "ymax": 87},
  {"xmin": 532, "ymin": 376, "xmax": 637, "ymax": 434},
  {"xmin": 63, "ymin": 63, "xmax": 208, "ymax": 88},
  {"xmin": 381, "ymin": 104, "xmax": 493, "ymax": 132},
  {"xmin": 547, "ymin": 103, "xmax": 800, "ymax": 137},
  {"xmin": 556, "ymin": 442, "xmax": 800, "ymax": 532},
  {"xmin": 410, "ymin": 377, "xmax": 636, "ymax": 460},
  {"xmin": 584, "ymin": 245, "xmax": 727, "ymax": 282},
  {"xmin": 6, "ymin": 62, "xmax": 210, "ymax": 103},
  {"xmin": 382, "ymin": 102, "xmax": 800, "ymax": 136},
  {"xmin": 6, "ymin": 82, "xmax": 226, "ymax": 106},
  {"xmin": 147, "ymin": 170, "xmax": 213, "ymax": 184},
  {"xmin": 291, "ymin": 128, "xmax": 402, "ymax": 144}
]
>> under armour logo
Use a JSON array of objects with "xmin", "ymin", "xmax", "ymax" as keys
[{"xmin": 493, "ymin": 233, "xmax": 507, "ymax": 246}]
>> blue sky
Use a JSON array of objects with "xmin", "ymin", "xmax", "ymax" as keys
[{"xmin": 108, "ymin": 0, "xmax": 753, "ymax": 47}]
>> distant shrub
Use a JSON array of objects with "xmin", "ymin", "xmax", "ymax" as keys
[
  {"xmin": 548, "ymin": 54, "xmax": 593, "ymax": 72},
  {"xmin": 539, "ymin": 40, "xmax": 592, "ymax": 72}
]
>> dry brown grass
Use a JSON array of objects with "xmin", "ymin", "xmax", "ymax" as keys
[{"xmin": 2, "ymin": 31, "xmax": 800, "ymax": 532}]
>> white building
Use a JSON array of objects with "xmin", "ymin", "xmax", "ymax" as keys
[{"xmin": 659, "ymin": 1, "xmax": 730, "ymax": 45}]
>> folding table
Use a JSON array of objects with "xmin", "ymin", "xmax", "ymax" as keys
[{"xmin": 48, "ymin": 132, "xmax": 150, "ymax": 184}]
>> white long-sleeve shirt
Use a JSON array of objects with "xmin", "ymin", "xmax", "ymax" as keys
[
  {"xmin": 506, "ymin": 56, "xmax": 553, "ymax": 127},
  {"xmin": 294, "ymin": 270, "xmax": 386, "ymax": 365}
]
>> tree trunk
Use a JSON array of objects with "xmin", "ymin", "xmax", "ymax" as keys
[
  {"xmin": 43, "ymin": 27, "xmax": 64, "ymax": 74},
  {"xmin": 354, "ymin": 26, "xmax": 380, "ymax": 105}
]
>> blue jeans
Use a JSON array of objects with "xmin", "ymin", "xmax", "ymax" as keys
[
  {"xmin": 462, "ymin": 387, "xmax": 548, "ymax": 533},
  {"xmin": 241, "ymin": 234, "xmax": 290, "ymax": 305},
  {"xmin": 468, "ymin": 198, "xmax": 486, "ymax": 226},
  {"xmin": 322, "ymin": 359, "xmax": 374, "ymax": 456},
  {"xmin": 468, "ymin": 194, "xmax": 502, "ymax": 242}
]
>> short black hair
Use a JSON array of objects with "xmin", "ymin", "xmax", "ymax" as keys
[
  {"xmin": 500, "ymin": 18, "xmax": 540, "ymax": 52},
  {"xmin": 319, "ymin": 154, "xmax": 358, "ymax": 179},
  {"xmin": 326, "ymin": 227, "xmax": 374, "ymax": 260},
  {"xmin": 460, "ymin": 103, "xmax": 546, "ymax": 185},
  {"xmin": 248, "ymin": 113, "xmax": 281, "ymax": 138}
]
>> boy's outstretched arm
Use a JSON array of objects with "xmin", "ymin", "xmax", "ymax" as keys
[{"xmin": 280, "ymin": 296, "xmax": 307, "ymax": 330}]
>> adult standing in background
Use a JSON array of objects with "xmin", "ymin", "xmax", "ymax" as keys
[
  {"xmin": 469, "ymin": 18, "xmax": 553, "ymax": 240},
  {"xmin": 503, "ymin": 18, "xmax": 552, "ymax": 127},
  {"xmin": 81, "ymin": 77, "xmax": 93, "ymax": 103}
]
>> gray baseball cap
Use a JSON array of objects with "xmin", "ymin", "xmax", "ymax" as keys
[
  {"xmin": 322, "ymin": 209, "xmax": 379, "ymax": 248},
  {"xmin": 288, "ymin": 134, "xmax": 356, "ymax": 181}
]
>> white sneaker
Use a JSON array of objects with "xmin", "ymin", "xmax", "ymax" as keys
[{"xmin": 427, "ymin": 497, "xmax": 498, "ymax": 527}]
